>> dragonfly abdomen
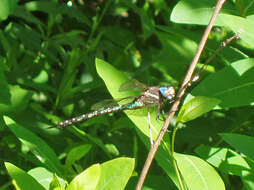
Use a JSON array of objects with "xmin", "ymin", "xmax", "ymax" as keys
[{"xmin": 58, "ymin": 100, "xmax": 144, "ymax": 128}]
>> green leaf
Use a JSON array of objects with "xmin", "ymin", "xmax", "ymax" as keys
[
  {"xmin": 220, "ymin": 152, "xmax": 251, "ymax": 177},
  {"xmin": 221, "ymin": 14, "xmax": 254, "ymax": 48},
  {"xmin": 175, "ymin": 153, "xmax": 225, "ymax": 190},
  {"xmin": 67, "ymin": 164, "xmax": 101, "ymax": 190},
  {"xmin": 195, "ymin": 145, "xmax": 254, "ymax": 189},
  {"xmin": 67, "ymin": 155, "xmax": 134, "ymax": 190},
  {"xmin": 4, "ymin": 116, "xmax": 64, "ymax": 176},
  {"xmin": 65, "ymin": 144, "xmax": 92, "ymax": 168},
  {"xmin": 177, "ymin": 96, "xmax": 221, "ymax": 123},
  {"xmin": 5, "ymin": 162, "xmax": 46, "ymax": 190},
  {"xmin": 195, "ymin": 145, "xmax": 252, "ymax": 176},
  {"xmin": 0, "ymin": 0, "xmax": 18, "ymax": 21},
  {"xmin": 96, "ymin": 157, "xmax": 135, "ymax": 190},
  {"xmin": 0, "ymin": 85, "xmax": 33, "ymax": 114},
  {"xmin": 192, "ymin": 58, "xmax": 254, "ymax": 108},
  {"xmin": 28, "ymin": 167, "xmax": 65, "ymax": 190},
  {"xmin": 195, "ymin": 145, "xmax": 228, "ymax": 168},
  {"xmin": 171, "ymin": 0, "xmax": 238, "ymax": 26},
  {"xmin": 220, "ymin": 133, "xmax": 254, "ymax": 160},
  {"xmin": 49, "ymin": 174, "xmax": 64, "ymax": 190}
]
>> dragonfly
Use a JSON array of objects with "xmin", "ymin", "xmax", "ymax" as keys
[{"xmin": 57, "ymin": 79, "xmax": 176, "ymax": 128}]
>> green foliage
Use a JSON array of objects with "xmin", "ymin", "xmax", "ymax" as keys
[
  {"xmin": 5, "ymin": 162, "xmax": 45, "ymax": 190},
  {"xmin": 177, "ymin": 96, "xmax": 221, "ymax": 123},
  {"xmin": 1, "ymin": 0, "xmax": 254, "ymax": 190}
]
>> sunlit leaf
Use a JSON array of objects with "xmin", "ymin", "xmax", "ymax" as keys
[{"xmin": 177, "ymin": 96, "xmax": 221, "ymax": 123}]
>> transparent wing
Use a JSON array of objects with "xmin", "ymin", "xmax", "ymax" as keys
[
  {"xmin": 92, "ymin": 99, "xmax": 162, "ymax": 118},
  {"xmin": 91, "ymin": 96, "xmax": 136, "ymax": 111},
  {"xmin": 125, "ymin": 104, "xmax": 157, "ymax": 116},
  {"xmin": 119, "ymin": 79, "xmax": 147, "ymax": 92}
]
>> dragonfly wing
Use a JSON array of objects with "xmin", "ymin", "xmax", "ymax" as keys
[
  {"xmin": 125, "ymin": 104, "xmax": 157, "ymax": 116},
  {"xmin": 119, "ymin": 79, "xmax": 147, "ymax": 92},
  {"xmin": 91, "ymin": 99, "xmax": 118, "ymax": 110},
  {"xmin": 91, "ymin": 96, "xmax": 136, "ymax": 111}
]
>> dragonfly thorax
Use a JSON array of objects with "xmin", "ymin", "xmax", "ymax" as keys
[{"xmin": 159, "ymin": 86, "xmax": 175, "ymax": 100}]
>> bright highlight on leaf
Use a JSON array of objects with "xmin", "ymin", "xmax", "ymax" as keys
[
  {"xmin": 177, "ymin": 96, "xmax": 221, "ymax": 123},
  {"xmin": 66, "ymin": 157, "xmax": 135, "ymax": 190},
  {"xmin": 220, "ymin": 133, "xmax": 254, "ymax": 160},
  {"xmin": 174, "ymin": 153, "xmax": 225, "ymax": 190},
  {"xmin": 5, "ymin": 162, "xmax": 45, "ymax": 190}
]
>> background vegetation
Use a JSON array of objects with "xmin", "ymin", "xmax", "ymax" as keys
[{"xmin": 1, "ymin": 0, "xmax": 254, "ymax": 189}]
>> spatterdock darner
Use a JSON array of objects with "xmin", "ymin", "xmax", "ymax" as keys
[{"xmin": 58, "ymin": 79, "xmax": 176, "ymax": 128}]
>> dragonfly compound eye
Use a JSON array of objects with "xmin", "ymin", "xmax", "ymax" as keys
[{"xmin": 159, "ymin": 86, "xmax": 175, "ymax": 100}]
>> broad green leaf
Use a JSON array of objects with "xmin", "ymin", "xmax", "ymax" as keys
[
  {"xmin": 195, "ymin": 146, "xmax": 251, "ymax": 176},
  {"xmin": 67, "ymin": 157, "xmax": 134, "ymax": 190},
  {"xmin": 177, "ymin": 96, "xmax": 221, "ymax": 123},
  {"xmin": 65, "ymin": 144, "xmax": 92, "ymax": 168},
  {"xmin": 192, "ymin": 58, "xmax": 254, "ymax": 108},
  {"xmin": 221, "ymin": 14, "xmax": 254, "ymax": 48},
  {"xmin": 4, "ymin": 116, "xmax": 64, "ymax": 176},
  {"xmin": 0, "ymin": 85, "xmax": 33, "ymax": 114},
  {"xmin": 220, "ymin": 133, "xmax": 254, "ymax": 160},
  {"xmin": 49, "ymin": 174, "xmax": 65, "ymax": 190},
  {"xmin": 195, "ymin": 145, "xmax": 254, "ymax": 189},
  {"xmin": 220, "ymin": 152, "xmax": 251, "ymax": 177},
  {"xmin": 172, "ymin": 1, "xmax": 254, "ymax": 47},
  {"xmin": 241, "ymin": 159, "xmax": 254, "ymax": 190},
  {"xmin": 28, "ymin": 167, "xmax": 65, "ymax": 190},
  {"xmin": 0, "ymin": 0, "xmax": 17, "ymax": 21},
  {"xmin": 195, "ymin": 145, "xmax": 228, "ymax": 168},
  {"xmin": 67, "ymin": 164, "xmax": 101, "ymax": 190},
  {"xmin": 171, "ymin": 0, "xmax": 238, "ymax": 26},
  {"xmin": 5, "ymin": 162, "xmax": 45, "ymax": 190},
  {"xmin": 175, "ymin": 153, "xmax": 225, "ymax": 190},
  {"xmin": 95, "ymin": 157, "xmax": 135, "ymax": 190}
]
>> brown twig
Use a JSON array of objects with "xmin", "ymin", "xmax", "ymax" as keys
[
  {"xmin": 135, "ymin": 0, "xmax": 227, "ymax": 189},
  {"xmin": 190, "ymin": 30, "xmax": 241, "ymax": 85}
]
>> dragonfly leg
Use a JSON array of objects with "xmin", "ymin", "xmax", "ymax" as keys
[
  {"xmin": 160, "ymin": 109, "xmax": 166, "ymax": 121},
  {"xmin": 156, "ymin": 102, "xmax": 161, "ymax": 120},
  {"xmin": 147, "ymin": 111, "xmax": 154, "ymax": 146},
  {"xmin": 157, "ymin": 101, "xmax": 167, "ymax": 121}
]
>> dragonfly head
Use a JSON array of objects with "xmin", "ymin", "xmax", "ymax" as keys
[{"xmin": 159, "ymin": 86, "xmax": 175, "ymax": 101}]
